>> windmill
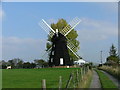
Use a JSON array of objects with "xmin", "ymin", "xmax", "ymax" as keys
[{"xmin": 39, "ymin": 17, "xmax": 81, "ymax": 66}]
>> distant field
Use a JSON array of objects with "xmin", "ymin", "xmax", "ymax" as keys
[{"xmin": 2, "ymin": 68, "xmax": 80, "ymax": 88}]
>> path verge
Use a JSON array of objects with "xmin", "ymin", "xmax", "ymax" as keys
[
  {"xmin": 96, "ymin": 69, "xmax": 118, "ymax": 89},
  {"xmin": 101, "ymin": 70, "xmax": 120, "ymax": 89}
]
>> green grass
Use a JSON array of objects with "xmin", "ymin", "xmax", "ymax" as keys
[
  {"xmin": 96, "ymin": 69, "xmax": 117, "ymax": 88},
  {"xmin": 2, "ymin": 68, "xmax": 80, "ymax": 88}
]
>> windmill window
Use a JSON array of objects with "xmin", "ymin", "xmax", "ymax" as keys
[
  {"xmin": 60, "ymin": 58, "xmax": 63, "ymax": 65},
  {"xmin": 52, "ymin": 51, "xmax": 54, "ymax": 55},
  {"xmin": 51, "ymin": 58, "xmax": 53, "ymax": 62}
]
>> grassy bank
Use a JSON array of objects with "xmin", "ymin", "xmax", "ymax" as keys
[
  {"xmin": 78, "ymin": 70, "xmax": 93, "ymax": 88},
  {"xmin": 2, "ymin": 68, "xmax": 79, "ymax": 88},
  {"xmin": 98, "ymin": 65, "xmax": 120, "ymax": 80},
  {"xmin": 96, "ymin": 69, "xmax": 117, "ymax": 88}
]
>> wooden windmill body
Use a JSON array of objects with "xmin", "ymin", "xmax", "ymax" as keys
[{"xmin": 49, "ymin": 30, "xmax": 70, "ymax": 66}]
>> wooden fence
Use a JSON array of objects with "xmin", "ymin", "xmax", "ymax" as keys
[{"xmin": 41, "ymin": 66, "xmax": 90, "ymax": 89}]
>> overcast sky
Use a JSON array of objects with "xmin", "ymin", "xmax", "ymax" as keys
[{"xmin": 1, "ymin": 2, "xmax": 118, "ymax": 63}]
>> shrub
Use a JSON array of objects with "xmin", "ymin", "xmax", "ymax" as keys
[{"xmin": 98, "ymin": 65, "xmax": 120, "ymax": 80}]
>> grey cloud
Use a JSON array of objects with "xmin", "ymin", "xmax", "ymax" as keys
[
  {"xmin": 77, "ymin": 18, "xmax": 118, "ymax": 42},
  {"xmin": 2, "ymin": 37, "xmax": 47, "ymax": 62}
]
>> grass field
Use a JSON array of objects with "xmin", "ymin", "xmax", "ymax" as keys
[
  {"xmin": 2, "ymin": 68, "xmax": 80, "ymax": 88},
  {"xmin": 96, "ymin": 69, "xmax": 117, "ymax": 88}
]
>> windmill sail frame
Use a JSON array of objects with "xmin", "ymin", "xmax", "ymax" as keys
[{"xmin": 38, "ymin": 17, "xmax": 81, "ymax": 60}]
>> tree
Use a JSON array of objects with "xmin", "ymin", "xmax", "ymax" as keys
[
  {"xmin": 109, "ymin": 44, "xmax": 117, "ymax": 57},
  {"xmin": 30, "ymin": 63, "xmax": 36, "ymax": 68},
  {"xmin": 8, "ymin": 58, "xmax": 23, "ymax": 69},
  {"xmin": 8, "ymin": 59, "xmax": 15, "ymax": 68},
  {"xmin": 1, "ymin": 60, "xmax": 7, "ymax": 69},
  {"xmin": 34, "ymin": 59, "xmax": 48, "ymax": 67},
  {"xmin": 23, "ymin": 62, "xmax": 31, "ymax": 69},
  {"xmin": 46, "ymin": 19, "xmax": 80, "ymax": 61},
  {"xmin": 106, "ymin": 44, "xmax": 119, "ymax": 64},
  {"xmin": 17, "ymin": 60, "xmax": 24, "ymax": 68}
]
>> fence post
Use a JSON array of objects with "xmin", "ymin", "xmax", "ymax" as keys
[
  {"xmin": 59, "ymin": 76, "xmax": 62, "ymax": 89},
  {"xmin": 76, "ymin": 69, "xmax": 79, "ymax": 85},
  {"xmin": 66, "ymin": 73, "xmax": 73, "ymax": 88},
  {"xmin": 81, "ymin": 67, "xmax": 83, "ymax": 81},
  {"xmin": 76, "ymin": 69, "xmax": 78, "ymax": 80},
  {"xmin": 87, "ymin": 66, "xmax": 89, "ymax": 72},
  {"xmin": 42, "ymin": 79, "xmax": 46, "ymax": 90},
  {"xmin": 72, "ymin": 72, "xmax": 75, "ymax": 88},
  {"xmin": 85, "ymin": 66, "xmax": 86, "ymax": 73}
]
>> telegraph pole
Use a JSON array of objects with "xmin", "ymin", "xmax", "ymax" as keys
[{"xmin": 100, "ymin": 51, "xmax": 102, "ymax": 65}]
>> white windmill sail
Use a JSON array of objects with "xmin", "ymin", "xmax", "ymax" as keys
[
  {"xmin": 60, "ymin": 17, "xmax": 81, "ymax": 59},
  {"xmin": 38, "ymin": 18, "xmax": 81, "ymax": 59},
  {"xmin": 41, "ymin": 50, "xmax": 49, "ymax": 61},
  {"xmin": 67, "ymin": 45, "xmax": 80, "ymax": 59},
  {"xmin": 60, "ymin": 17, "xmax": 81, "ymax": 36},
  {"xmin": 67, "ymin": 38, "xmax": 78, "ymax": 52},
  {"xmin": 38, "ymin": 19, "xmax": 55, "ymax": 38}
]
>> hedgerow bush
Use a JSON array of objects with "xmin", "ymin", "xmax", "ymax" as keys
[{"xmin": 98, "ymin": 65, "xmax": 120, "ymax": 80}]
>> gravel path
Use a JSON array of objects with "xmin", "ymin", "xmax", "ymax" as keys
[
  {"xmin": 89, "ymin": 70, "xmax": 101, "ymax": 88},
  {"xmin": 101, "ymin": 70, "xmax": 120, "ymax": 89}
]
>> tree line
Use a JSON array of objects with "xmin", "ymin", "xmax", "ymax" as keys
[
  {"xmin": 0, "ymin": 59, "xmax": 49, "ymax": 69},
  {"xmin": 104, "ymin": 44, "xmax": 120, "ymax": 66},
  {"xmin": 0, "ymin": 44, "xmax": 119, "ymax": 69}
]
